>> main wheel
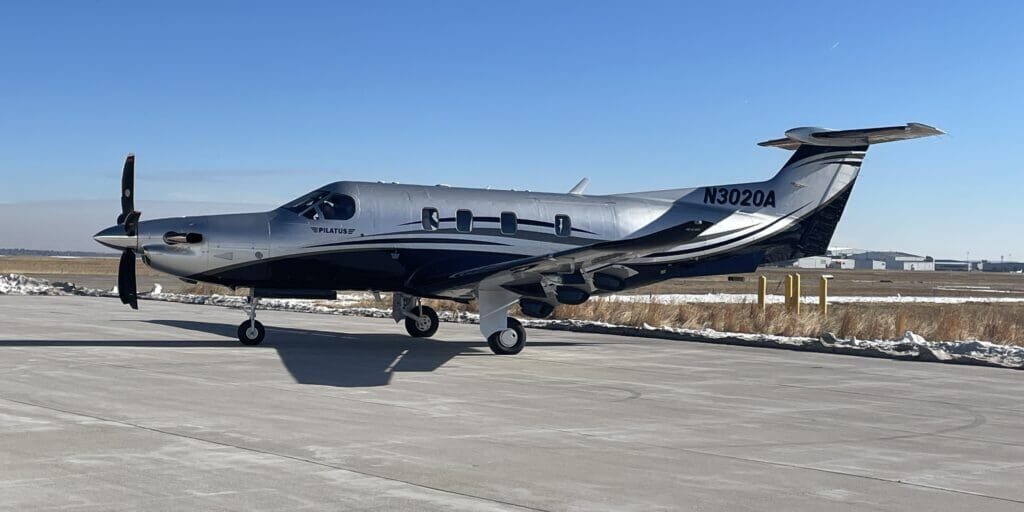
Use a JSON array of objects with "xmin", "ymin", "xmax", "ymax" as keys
[
  {"xmin": 237, "ymin": 320, "xmax": 265, "ymax": 345},
  {"xmin": 487, "ymin": 317, "xmax": 526, "ymax": 355},
  {"xmin": 404, "ymin": 305, "xmax": 439, "ymax": 338}
]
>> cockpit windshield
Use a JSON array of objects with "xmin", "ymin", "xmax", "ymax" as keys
[
  {"xmin": 281, "ymin": 190, "xmax": 357, "ymax": 221},
  {"xmin": 282, "ymin": 190, "xmax": 330, "ymax": 213}
]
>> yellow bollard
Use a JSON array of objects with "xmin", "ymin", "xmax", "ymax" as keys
[
  {"xmin": 793, "ymin": 273, "xmax": 801, "ymax": 314},
  {"xmin": 757, "ymin": 275, "xmax": 767, "ymax": 313},
  {"xmin": 895, "ymin": 310, "xmax": 907, "ymax": 336},
  {"xmin": 784, "ymin": 274, "xmax": 794, "ymax": 313},
  {"xmin": 819, "ymin": 276, "xmax": 828, "ymax": 317}
]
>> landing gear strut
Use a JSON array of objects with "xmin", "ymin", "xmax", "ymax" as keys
[
  {"xmin": 393, "ymin": 293, "xmax": 439, "ymax": 338},
  {"xmin": 237, "ymin": 289, "xmax": 265, "ymax": 345}
]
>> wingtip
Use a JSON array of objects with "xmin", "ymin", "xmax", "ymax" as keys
[{"xmin": 908, "ymin": 122, "xmax": 945, "ymax": 136}]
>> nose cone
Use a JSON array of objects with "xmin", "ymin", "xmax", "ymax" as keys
[{"xmin": 93, "ymin": 225, "xmax": 137, "ymax": 250}]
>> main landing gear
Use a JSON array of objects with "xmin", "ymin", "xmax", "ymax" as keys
[
  {"xmin": 478, "ymin": 285, "xmax": 527, "ymax": 355},
  {"xmin": 394, "ymin": 291, "xmax": 527, "ymax": 354},
  {"xmin": 487, "ymin": 317, "xmax": 526, "ymax": 355},
  {"xmin": 237, "ymin": 288, "xmax": 265, "ymax": 345}
]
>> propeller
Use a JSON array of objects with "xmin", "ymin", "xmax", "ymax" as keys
[
  {"xmin": 116, "ymin": 154, "xmax": 140, "ymax": 309},
  {"xmin": 118, "ymin": 248, "xmax": 138, "ymax": 309}
]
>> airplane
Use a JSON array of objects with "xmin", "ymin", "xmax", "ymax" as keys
[{"xmin": 94, "ymin": 123, "xmax": 942, "ymax": 354}]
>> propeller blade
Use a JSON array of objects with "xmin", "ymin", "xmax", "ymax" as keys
[
  {"xmin": 118, "ymin": 249, "xmax": 138, "ymax": 310},
  {"xmin": 119, "ymin": 154, "xmax": 135, "ymax": 225}
]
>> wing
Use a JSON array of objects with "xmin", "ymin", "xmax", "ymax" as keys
[{"xmin": 414, "ymin": 219, "xmax": 714, "ymax": 300}]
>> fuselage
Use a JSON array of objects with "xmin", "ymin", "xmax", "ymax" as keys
[
  {"xmin": 94, "ymin": 139, "xmax": 877, "ymax": 300},
  {"xmin": 98, "ymin": 181, "xmax": 744, "ymax": 297}
]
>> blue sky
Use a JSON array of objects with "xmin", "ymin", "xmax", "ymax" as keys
[{"xmin": 1, "ymin": 1, "xmax": 1022, "ymax": 258}]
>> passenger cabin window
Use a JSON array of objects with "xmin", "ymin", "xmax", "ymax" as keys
[
  {"xmin": 500, "ymin": 212, "xmax": 517, "ymax": 235},
  {"xmin": 456, "ymin": 209, "xmax": 473, "ymax": 233},
  {"xmin": 422, "ymin": 207, "xmax": 439, "ymax": 231},
  {"xmin": 554, "ymin": 214, "xmax": 571, "ymax": 237},
  {"xmin": 320, "ymin": 194, "xmax": 356, "ymax": 220}
]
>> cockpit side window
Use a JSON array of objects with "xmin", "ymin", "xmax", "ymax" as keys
[
  {"xmin": 283, "ymin": 190, "xmax": 356, "ymax": 221},
  {"xmin": 320, "ymin": 194, "xmax": 356, "ymax": 220}
]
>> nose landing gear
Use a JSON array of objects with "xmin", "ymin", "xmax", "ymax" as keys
[
  {"xmin": 405, "ymin": 305, "xmax": 439, "ymax": 338},
  {"xmin": 237, "ymin": 289, "xmax": 265, "ymax": 345},
  {"xmin": 393, "ymin": 293, "xmax": 439, "ymax": 338}
]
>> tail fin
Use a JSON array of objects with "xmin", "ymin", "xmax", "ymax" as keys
[{"xmin": 758, "ymin": 123, "xmax": 942, "ymax": 260}]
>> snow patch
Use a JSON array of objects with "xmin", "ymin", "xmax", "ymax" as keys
[{"xmin": 0, "ymin": 274, "xmax": 79, "ymax": 295}]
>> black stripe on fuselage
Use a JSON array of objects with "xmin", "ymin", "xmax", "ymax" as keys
[
  {"xmin": 786, "ymin": 157, "xmax": 864, "ymax": 172},
  {"xmin": 192, "ymin": 247, "xmax": 533, "ymax": 293},
  {"xmin": 782, "ymin": 144, "xmax": 864, "ymax": 165},
  {"xmin": 355, "ymin": 228, "xmax": 600, "ymax": 247},
  {"xmin": 782, "ymin": 145, "xmax": 868, "ymax": 168},
  {"xmin": 399, "ymin": 216, "xmax": 598, "ymax": 235},
  {"xmin": 643, "ymin": 203, "xmax": 809, "ymax": 259},
  {"xmin": 306, "ymin": 236, "xmax": 511, "ymax": 249},
  {"xmin": 625, "ymin": 181, "xmax": 863, "ymax": 289}
]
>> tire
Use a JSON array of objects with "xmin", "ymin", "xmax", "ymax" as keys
[
  {"xmin": 487, "ymin": 317, "xmax": 526, "ymax": 355},
  {"xmin": 237, "ymin": 320, "xmax": 265, "ymax": 345},
  {"xmin": 404, "ymin": 305, "xmax": 439, "ymax": 338}
]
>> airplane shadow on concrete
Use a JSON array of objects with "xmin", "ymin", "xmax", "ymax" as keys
[{"xmin": 0, "ymin": 320, "xmax": 591, "ymax": 388}]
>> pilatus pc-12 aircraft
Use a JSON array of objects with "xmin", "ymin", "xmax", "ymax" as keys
[{"xmin": 94, "ymin": 123, "xmax": 941, "ymax": 354}]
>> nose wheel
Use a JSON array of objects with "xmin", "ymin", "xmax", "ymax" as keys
[
  {"xmin": 238, "ymin": 320, "xmax": 265, "ymax": 345},
  {"xmin": 237, "ymin": 289, "xmax": 265, "ymax": 345},
  {"xmin": 404, "ymin": 305, "xmax": 439, "ymax": 338},
  {"xmin": 394, "ymin": 294, "xmax": 441, "ymax": 339}
]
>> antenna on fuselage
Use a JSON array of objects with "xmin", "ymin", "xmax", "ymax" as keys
[{"xmin": 569, "ymin": 177, "xmax": 589, "ymax": 195}]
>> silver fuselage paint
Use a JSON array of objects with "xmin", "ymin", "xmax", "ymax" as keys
[{"xmin": 112, "ymin": 148, "xmax": 863, "ymax": 295}]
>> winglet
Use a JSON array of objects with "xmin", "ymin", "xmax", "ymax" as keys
[{"xmin": 569, "ymin": 177, "xmax": 589, "ymax": 195}]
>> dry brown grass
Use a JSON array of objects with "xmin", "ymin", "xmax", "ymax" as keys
[
  {"xmin": 0, "ymin": 256, "xmax": 161, "ymax": 276},
  {"xmin": 178, "ymin": 282, "xmax": 240, "ymax": 296},
  {"xmin": 354, "ymin": 296, "xmax": 1024, "ymax": 345},
  {"xmin": 560, "ymin": 301, "xmax": 1024, "ymax": 344}
]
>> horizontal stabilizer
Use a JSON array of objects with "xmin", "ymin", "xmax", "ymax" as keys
[{"xmin": 758, "ymin": 123, "xmax": 944, "ymax": 150}]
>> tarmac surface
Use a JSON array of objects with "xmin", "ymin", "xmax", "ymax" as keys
[{"xmin": 0, "ymin": 295, "xmax": 1022, "ymax": 511}]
